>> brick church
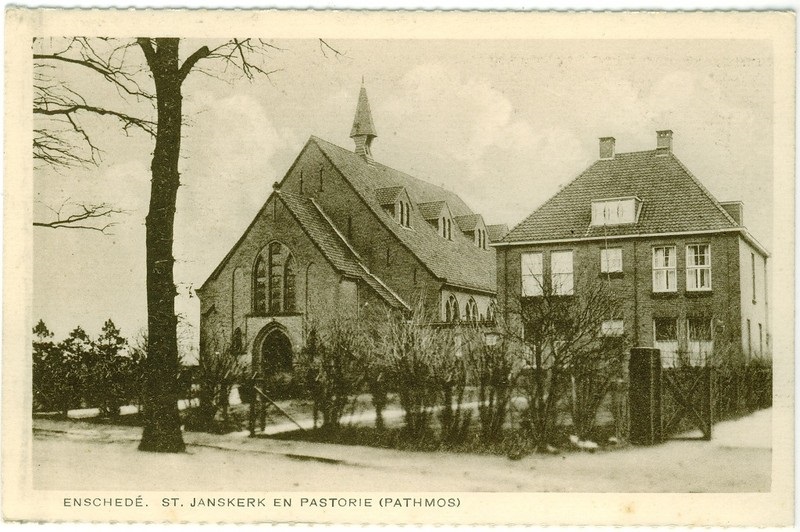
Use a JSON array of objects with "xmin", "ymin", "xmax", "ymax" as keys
[{"xmin": 197, "ymin": 85, "xmax": 504, "ymax": 373}]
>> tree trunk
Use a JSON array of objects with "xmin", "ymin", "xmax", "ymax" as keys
[{"xmin": 138, "ymin": 39, "xmax": 185, "ymax": 452}]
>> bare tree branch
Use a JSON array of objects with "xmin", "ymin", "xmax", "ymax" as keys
[
  {"xmin": 319, "ymin": 39, "xmax": 344, "ymax": 59},
  {"xmin": 179, "ymin": 45, "xmax": 211, "ymax": 81},
  {"xmin": 33, "ymin": 201, "xmax": 126, "ymax": 234}
]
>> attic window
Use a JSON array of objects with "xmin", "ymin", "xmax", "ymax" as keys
[
  {"xmin": 590, "ymin": 197, "xmax": 641, "ymax": 226},
  {"xmin": 440, "ymin": 217, "xmax": 452, "ymax": 240},
  {"xmin": 397, "ymin": 200, "xmax": 411, "ymax": 228}
]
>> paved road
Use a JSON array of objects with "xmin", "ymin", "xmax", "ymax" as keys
[{"xmin": 32, "ymin": 408, "xmax": 771, "ymax": 492}]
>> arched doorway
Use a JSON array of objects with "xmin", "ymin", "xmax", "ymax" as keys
[{"xmin": 260, "ymin": 327, "xmax": 293, "ymax": 377}]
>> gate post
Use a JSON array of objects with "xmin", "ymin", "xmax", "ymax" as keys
[{"xmin": 628, "ymin": 347, "xmax": 662, "ymax": 445}]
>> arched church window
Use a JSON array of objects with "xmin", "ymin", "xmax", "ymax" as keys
[
  {"xmin": 254, "ymin": 242, "xmax": 297, "ymax": 315},
  {"xmin": 254, "ymin": 255, "xmax": 267, "ymax": 314},
  {"xmin": 487, "ymin": 300, "xmax": 497, "ymax": 323},
  {"xmin": 466, "ymin": 298, "xmax": 478, "ymax": 324},
  {"xmin": 269, "ymin": 242, "xmax": 283, "ymax": 314},
  {"xmin": 284, "ymin": 255, "xmax": 296, "ymax": 313},
  {"xmin": 445, "ymin": 294, "xmax": 459, "ymax": 323}
]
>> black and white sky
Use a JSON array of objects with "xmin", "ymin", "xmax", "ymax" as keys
[{"xmin": 33, "ymin": 37, "xmax": 774, "ymax": 347}]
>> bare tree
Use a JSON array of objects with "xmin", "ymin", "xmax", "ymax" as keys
[
  {"xmin": 33, "ymin": 37, "xmax": 297, "ymax": 452},
  {"xmin": 506, "ymin": 268, "xmax": 625, "ymax": 451}
]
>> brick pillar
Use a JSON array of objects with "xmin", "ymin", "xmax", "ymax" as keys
[{"xmin": 628, "ymin": 347, "xmax": 662, "ymax": 445}]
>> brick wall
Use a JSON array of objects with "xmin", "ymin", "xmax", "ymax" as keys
[
  {"xmin": 497, "ymin": 231, "xmax": 747, "ymax": 363},
  {"xmin": 279, "ymin": 142, "xmax": 444, "ymax": 311}
]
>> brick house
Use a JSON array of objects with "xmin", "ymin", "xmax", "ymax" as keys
[
  {"xmin": 494, "ymin": 131, "xmax": 769, "ymax": 367},
  {"xmin": 196, "ymin": 85, "xmax": 502, "ymax": 374}
]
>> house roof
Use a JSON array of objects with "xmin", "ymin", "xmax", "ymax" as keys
[
  {"xmin": 311, "ymin": 136, "xmax": 496, "ymax": 293},
  {"xmin": 454, "ymin": 214, "xmax": 483, "ymax": 233},
  {"xmin": 277, "ymin": 191, "xmax": 409, "ymax": 310},
  {"xmin": 501, "ymin": 150, "xmax": 758, "ymax": 247},
  {"xmin": 487, "ymin": 224, "xmax": 509, "ymax": 242}
]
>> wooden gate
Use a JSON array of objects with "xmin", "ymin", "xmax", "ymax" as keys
[
  {"xmin": 628, "ymin": 348, "xmax": 713, "ymax": 444},
  {"xmin": 661, "ymin": 366, "xmax": 712, "ymax": 440}
]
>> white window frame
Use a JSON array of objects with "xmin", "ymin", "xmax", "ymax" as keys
[
  {"xmin": 590, "ymin": 197, "xmax": 640, "ymax": 226},
  {"xmin": 551, "ymin": 250, "xmax": 574, "ymax": 296},
  {"xmin": 600, "ymin": 248, "xmax": 623, "ymax": 273},
  {"xmin": 686, "ymin": 244, "xmax": 712, "ymax": 291},
  {"xmin": 521, "ymin": 252, "xmax": 544, "ymax": 297},
  {"xmin": 652, "ymin": 245, "xmax": 677, "ymax": 293},
  {"xmin": 600, "ymin": 319, "xmax": 624, "ymax": 337},
  {"xmin": 687, "ymin": 318, "xmax": 714, "ymax": 366},
  {"xmin": 654, "ymin": 317, "xmax": 679, "ymax": 368}
]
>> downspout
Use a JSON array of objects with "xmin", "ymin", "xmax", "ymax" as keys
[{"xmin": 633, "ymin": 240, "xmax": 639, "ymax": 345}]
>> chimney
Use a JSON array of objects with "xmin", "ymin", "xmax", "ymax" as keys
[
  {"xmin": 350, "ymin": 83, "xmax": 377, "ymax": 163},
  {"xmin": 720, "ymin": 201, "xmax": 744, "ymax": 226},
  {"xmin": 599, "ymin": 137, "xmax": 615, "ymax": 159},
  {"xmin": 656, "ymin": 129, "xmax": 673, "ymax": 156}
]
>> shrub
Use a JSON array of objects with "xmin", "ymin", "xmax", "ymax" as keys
[
  {"xmin": 464, "ymin": 328, "xmax": 519, "ymax": 443},
  {"xmin": 296, "ymin": 319, "xmax": 369, "ymax": 431},
  {"xmin": 196, "ymin": 343, "xmax": 253, "ymax": 428}
]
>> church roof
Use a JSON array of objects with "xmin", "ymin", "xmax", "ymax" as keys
[
  {"xmin": 417, "ymin": 201, "xmax": 449, "ymax": 221},
  {"xmin": 277, "ymin": 192, "xmax": 409, "ymax": 309},
  {"xmin": 487, "ymin": 224, "xmax": 509, "ymax": 242},
  {"xmin": 350, "ymin": 85, "xmax": 377, "ymax": 139},
  {"xmin": 311, "ymin": 136, "xmax": 496, "ymax": 293},
  {"xmin": 501, "ymin": 150, "xmax": 754, "ymax": 245},
  {"xmin": 454, "ymin": 214, "xmax": 483, "ymax": 233},
  {"xmin": 375, "ymin": 186, "xmax": 405, "ymax": 205}
]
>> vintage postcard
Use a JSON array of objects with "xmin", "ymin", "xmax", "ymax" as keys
[{"xmin": 3, "ymin": 8, "xmax": 795, "ymax": 526}]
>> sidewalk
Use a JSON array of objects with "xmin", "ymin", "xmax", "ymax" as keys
[{"xmin": 32, "ymin": 407, "xmax": 771, "ymax": 492}]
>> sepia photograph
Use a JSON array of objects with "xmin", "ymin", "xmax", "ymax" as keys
[{"xmin": 3, "ymin": 8, "xmax": 795, "ymax": 526}]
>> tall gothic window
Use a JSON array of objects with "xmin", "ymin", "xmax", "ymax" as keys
[
  {"xmin": 254, "ymin": 255, "xmax": 267, "ymax": 314},
  {"xmin": 466, "ymin": 298, "xmax": 478, "ymax": 323},
  {"xmin": 269, "ymin": 242, "xmax": 283, "ymax": 314},
  {"xmin": 445, "ymin": 295, "xmax": 459, "ymax": 323},
  {"xmin": 284, "ymin": 255, "xmax": 296, "ymax": 313},
  {"xmin": 254, "ymin": 242, "xmax": 296, "ymax": 315}
]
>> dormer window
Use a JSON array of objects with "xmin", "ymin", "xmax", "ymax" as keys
[
  {"xmin": 440, "ymin": 217, "xmax": 452, "ymax": 240},
  {"xmin": 591, "ymin": 197, "xmax": 641, "ymax": 226},
  {"xmin": 396, "ymin": 200, "xmax": 411, "ymax": 228},
  {"xmin": 475, "ymin": 228, "xmax": 487, "ymax": 249}
]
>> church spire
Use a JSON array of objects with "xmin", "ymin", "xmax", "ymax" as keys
[{"xmin": 350, "ymin": 82, "xmax": 377, "ymax": 161}]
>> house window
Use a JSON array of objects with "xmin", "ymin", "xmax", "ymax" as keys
[
  {"xmin": 600, "ymin": 320, "xmax": 624, "ymax": 337},
  {"xmin": 600, "ymin": 248, "xmax": 622, "ymax": 273},
  {"xmin": 751, "ymin": 252, "xmax": 756, "ymax": 303},
  {"xmin": 687, "ymin": 318, "xmax": 713, "ymax": 366},
  {"xmin": 465, "ymin": 298, "xmax": 479, "ymax": 324},
  {"xmin": 654, "ymin": 317, "xmax": 679, "ymax": 367},
  {"xmin": 551, "ymin": 250, "xmax": 574, "ymax": 295},
  {"xmin": 445, "ymin": 294, "xmax": 459, "ymax": 323},
  {"xmin": 652, "ymin": 246, "xmax": 677, "ymax": 292},
  {"xmin": 521, "ymin": 252, "xmax": 543, "ymax": 297},
  {"xmin": 686, "ymin": 244, "xmax": 711, "ymax": 291},
  {"xmin": 590, "ymin": 197, "xmax": 640, "ymax": 226},
  {"xmin": 254, "ymin": 255, "xmax": 267, "ymax": 314}
]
